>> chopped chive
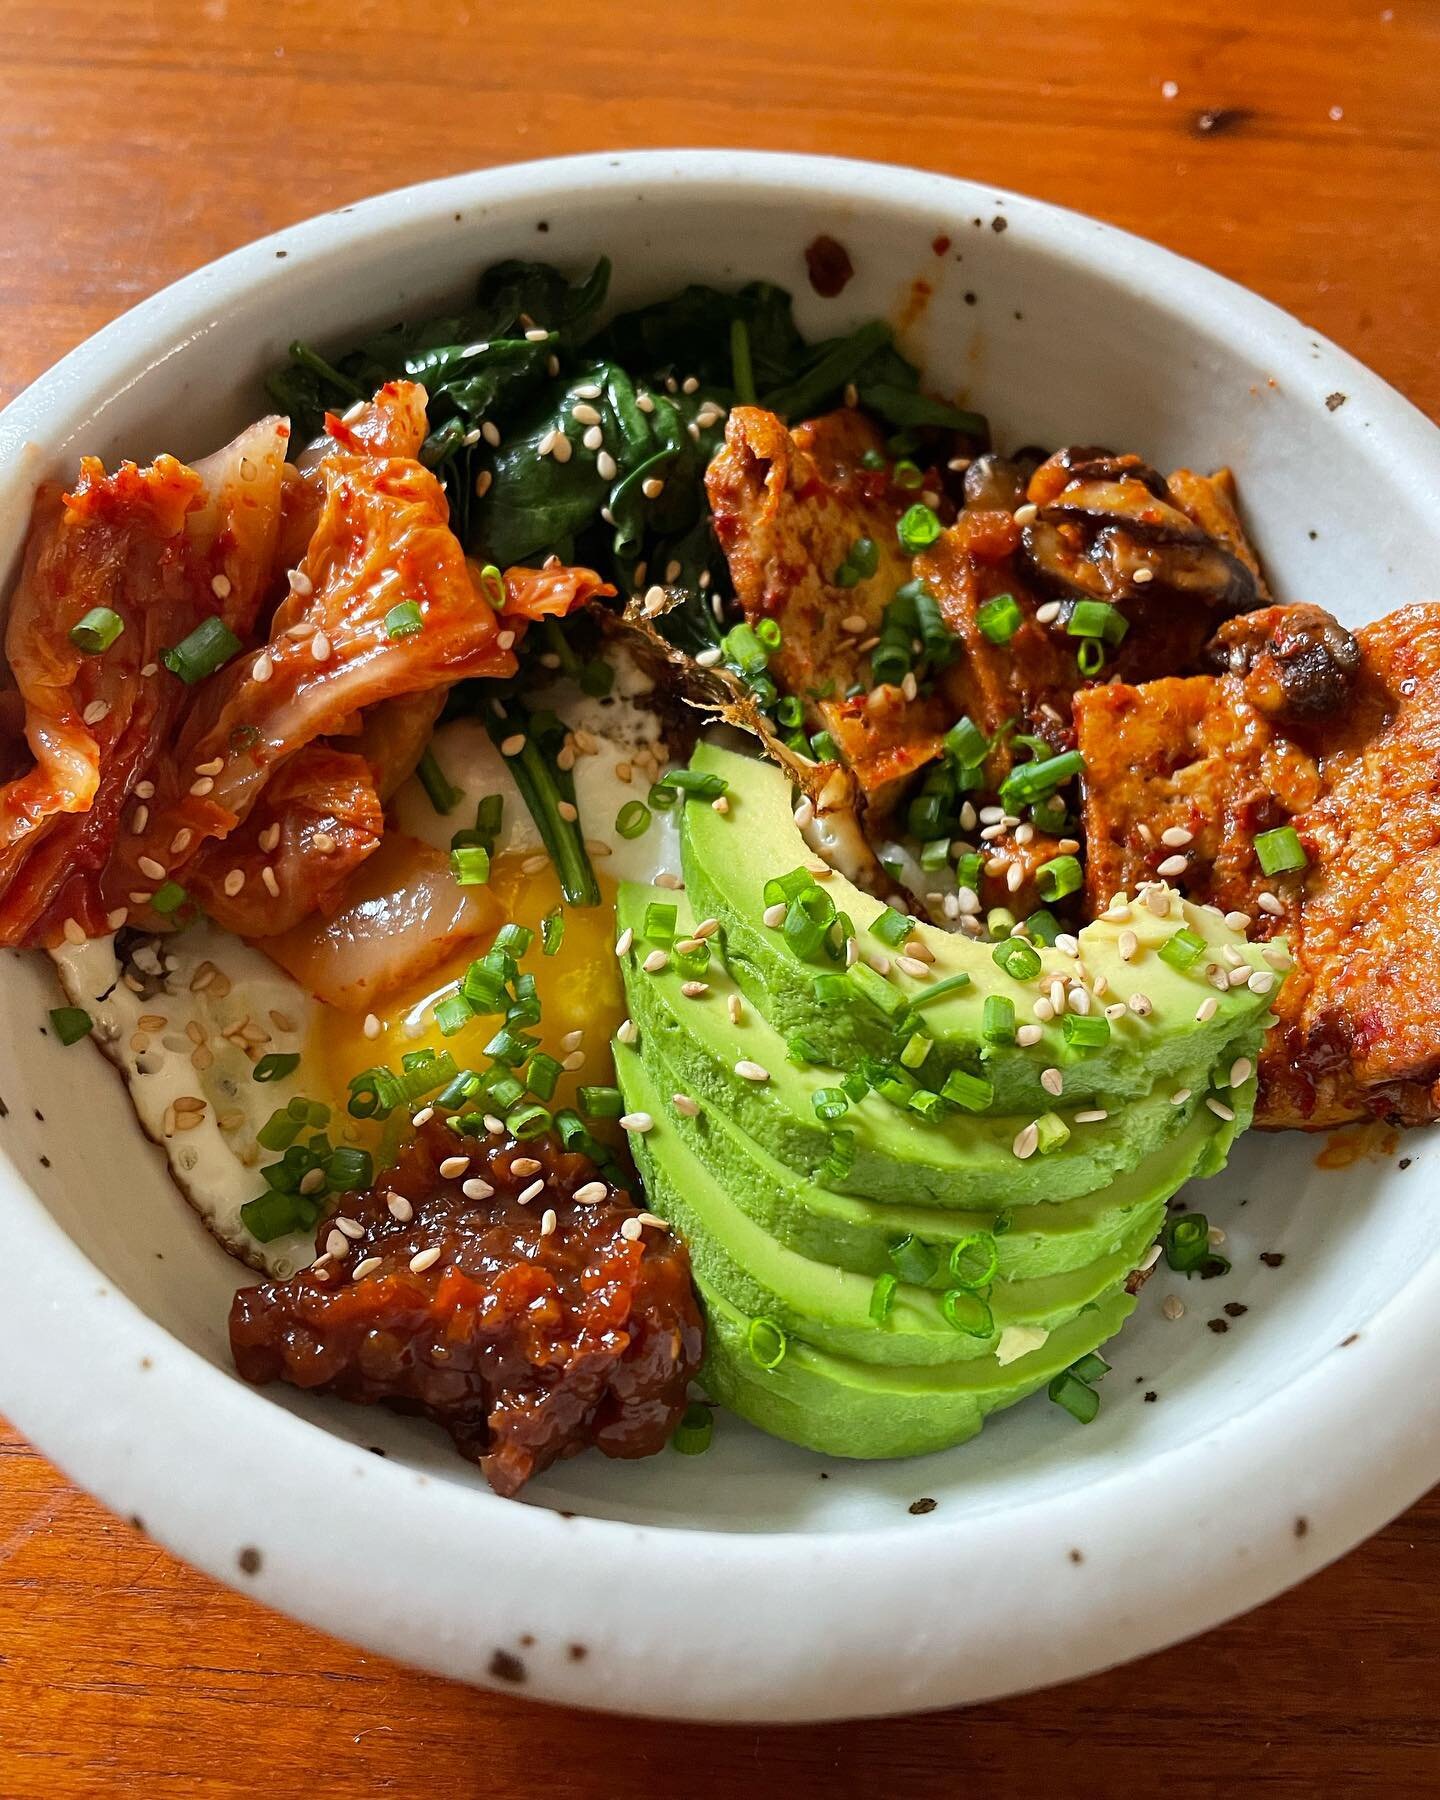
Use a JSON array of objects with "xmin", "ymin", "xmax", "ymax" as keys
[
  {"xmin": 647, "ymin": 780, "xmax": 678, "ymax": 811},
  {"xmin": 982, "ymin": 993, "xmax": 1017, "ymax": 1044},
  {"xmin": 899, "ymin": 1032, "xmax": 933, "ymax": 1071},
  {"xmin": 763, "ymin": 867, "xmax": 816, "ymax": 907},
  {"xmin": 1036, "ymin": 855, "xmax": 1083, "ymax": 903},
  {"xmin": 976, "ymin": 592, "xmax": 1022, "ymax": 644},
  {"xmin": 940, "ymin": 1068, "xmax": 993, "ymax": 1112},
  {"xmin": 615, "ymin": 799, "xmax": 650, "ymax": 839},
  {"xmin": 891, "ymin": 458, "xmax": 925, "ymax": 491},
  {"xmin": 477, "ymin": 563, "xmax": 505, "ymax": 609},
  {"xmin": 507, "ymin": 1102, "xmax": 552, "ymax": 1139},
  {"xmin": 997, "ymin": 749, "xmax": 1084, "ymax": 812},
  {"xmin": 812, "ymin": 971, "xmax": 852, "ymax": 1008},
  {"xmin": 253, "ymin": 1052, "xmax": 300, "ymax": 1083},
  {"xmin": 69, "ymin": 606, "xmax": 124, "ymax": 654},
  {"xmin": 579, "ymin": 1084, "xmax": 623, "ymax": 1120},
  {"xmin": 1076, "ymin": 638, "xmax": 1105, "ymax": 677},
  {"xmin": 655, "ymin": 769, "xmax": 729, "ymax": 800},
  {"xmin": 436, "ymin": 1069, "xmax": 482, "ymax": 1109},
  {"xmin": 162, "ymin": 616, "xmax": 241, "ymax": 684},
  {"xmin": 1066, "ymin": 600, "xmax": 1128, "ymax": 643},
  {"xmin": 889, "ymin": 1234, "xmax": 939, "ymax": 1284},
  {"xmin": 897, "ymin": 502, "xmax": 942, "ymax": 554},
  {"xmin": 417, "ymin": 747, "xmax": 463, "ymax": 815},
  {"xmin": 326, "ymin": 1147, "xmax": 373, "ymax": 1192},
  {"xmin": 1069, "ymin": 1351, "xmax": 1111, "ymax": 1384},
  {"xmin": 48, "ymin": 1005, "xmax": 93, "ymax": 1045},
  {"xmin": 672, "ymin": 1401, "xmax": 714, "ymax": 1456},
  {"xmin": 908, "ymin": 1087, "xmax": 945, "ymax": 1121},
  {"xmin": 992, "ymin": 937, "xmax": 1041, "ymax": 981},
  {"xmin": 756, "ymin": 618, "xmax": 783, "ymax": 649},
  {"xmin": 949, "ymin": 1231, "xmax": 999, "ymax": 1289},
  {"xmin": 385, "ymin": 600, "xmax": 424, "ymax": 640},
  {"xmin": 494, "ymin": 922, "xmax": 534, "ymax": 957},
  {"xmin": 868, "ymin": 1272, "xmax": 898, "ymax": 1323},
  {"xmin": 434, "ymin": 994, "xmax": 475, "ymax": 1037},
  {"xmin": 1164, "ymin": 1212, "xmax": 1212, "ymax": 1273},
  {"xmin": 1254, "ymin": 824, "xmax": 1308, "ymax": 875},
  {"xmin": 847, "ymin": 959, "xmax": 908, "ymax": 1019},
  {"xmin": 812, "ymin": 1086, "xmax": 850, "ymax": 1123},
  {"xmin": 240, "ymin": 1192, "xmax": 305, "ymax": 1243},
  {"xmin": 944, "ymin": 714, "xmax": 988, "ymax": 765},
  {"xmin": 450, "ymin": 845, "xmax": 490, "ymax": 886},
  {"xmin": 525, "ymin": 1052, "xmax": 564, "ymax": 1101},
  {"xmin": 1034, "ymin": 1111, "xmax": 1071, "ymax": 1153},
  {"xmin": 730, "ymin": 316, "xmax": 757, "ymax": 405},
  {"xmin": 908, "ymin": 972, "xmax": 972, "ymax": 1010},
  {"xmin": 150, "ymin": 880, "xmax": 188, "ymax": 916},
  {"xmin": 541, "ymin": 907, "xmax": 565, "ymax": 955},
  {"xmin": 954, "ymin": 851, "xmax": 983, "ymax": 894},
  {"xmin": 787, "ymin": 1031, "xmax": 823, "ymax": 1065},
  {"xmin": 722, "ymin": 622, "xmax": 769, "ymax": 676},
  {"xmin": 869, "ymin": 907, "xmax": 914, "ymax": 948},
  {"xmin": 1024, "ymin": 908, "xmax": 1062, "ymax": 946},
  {"xmin": 809, "ymin": 729, "xmax": 839, "ymax": 762},
  {"xmin": 1158, "ymin": 926, "xmax": 1207, "ymax": 971},
  {"xmin": 1048, "ymin": 1370, "xmax": 1101, "ymax": 1423},
  {"xmin": 747, "ymin": 1316, "xmax": 787, "ymax": 1370},
  {"xmin": 257, "ymin": 1108, "xmax": 303, "ymax": 1152},
  {"xmin": 1062, "ymin": 1012, "xmax": 1111, "ymax": 1049},
  {"xmin": 644, "ymin": 902, "xmax": 677, "ymax": 945},
  {"xmin": 941, "ymin": 1289, "xmax": 994, "ymax": 1337}
]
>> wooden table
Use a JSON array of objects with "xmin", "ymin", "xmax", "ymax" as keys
[{"xmin": 1, "ymin": 1, "xmax": 1437, "ymax": 1792}]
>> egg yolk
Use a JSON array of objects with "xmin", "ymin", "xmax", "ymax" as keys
[{"xmin": 307, "ymin": 851, "xmax": 628, "ymax": 1126}]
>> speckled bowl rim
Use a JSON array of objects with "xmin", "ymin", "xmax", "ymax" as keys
[{"xmin": 0, "ymin": 151, "xmax": 1437, "ymax": 1723}]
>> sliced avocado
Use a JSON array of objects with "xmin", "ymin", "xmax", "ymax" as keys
[
  {"xmin": 700, "ymin": 1284, "xmax": 1136, "ymax": 1460},
  {"xmin": 615, "ymin": 1021, "xmax": 1241, "ymax": 1287},
  {"xmin": 616, "ymin": 883, "xmax": 1256, "ymax": 1211},
  {"xmin": 619, "ymin": 1036, "xmax": 1164, "ymax": 1366},
  {"xmin": 679, "ymin": 741, "xmax": 1281, "ymax": 1112}
]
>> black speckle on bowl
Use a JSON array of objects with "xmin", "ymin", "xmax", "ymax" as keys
[
  {"xmin": 568, "ymin": 1643, "xmax": 588, "ymax": 1662},
  {"xmin": 908, "ymin": 1497, "xmax": 937, "ymax": 1516},
  {"xmin": 1294, "ymin": 1516, "xmax": 1309, "ymax": 1539},
  {"xmin": 1068, "ymin": 1548, "xmax": 1084, "ymax": 1564},
  {"xmin": 237, "ymin": 1546, "xmax": 262, "ymax": 1576},
  {"xmin": 488, "ymin": 1649, "xmax": 526, "ymax": 1684}
]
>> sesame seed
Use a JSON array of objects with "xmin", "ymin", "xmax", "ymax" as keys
[
  {"xmin": 310, "ymin": 632, "xmax": 331, "ymax": 663},
  {"xmin": 1161, "ymin": 826, "xmax": 1194, "ymax": 848},
  {"xmin": 681, "ymin": 981, "xmax": 709, "ymax": 998},
  {"xmin": 1033, "ymin": 998, "xmax": 1055, "ymax": 1022},
  {"xmin": 619, "ymin": 1111, "xmax": 654, "ymax": 1133},
  {"xmin": 1016, "ymin": 1024, "xmax": 1044, "ymax": 1046},
  {"xmin": 1221, "ymin": 944, "xmax": 1244, "ymax": 968},
  {"xmin": 1104, "ymin": 1002, "xmax": 1127, "ymax": 1022},
  {"xmin": 223, "ymin": 868, "xmax": 245, "ymax": 897},
  {"xmin": 387, "ymin": 1193, "xmax": 414, "ymax": 1223},
  {"xmin": 1162, "ymin": 1295, "xmax": 1185, "ymax": 1321},
  {"xmin": 1041, "ymin": 1067, "xmax": 1063, "ymax": 1096},
  {"xmin": 1257, "ymin": 890, "xmax": 1285, "ymax": 916},
  {"xmin": 1013, "ymin": 502, "xmax": 1039, "ymax": 526},
  {"xmin": 499, "ymin": 733, "xmax": 525, "ymax": 758},
  {"xmin": 481, "ymin": 421, "xmax": 501, "ymax": 447},
  {"xmin": 361, "ymin": 1012, "xmax": 382, "ymax": 1041},
  {"xmin": 1262, "ymin": 942, "xmax": 1291, "ymax": 970},
  {"xmin": 1142, "ymin": 885, "xmax": 1171, "ymax": 917},
  {"xmin": 189, "ymin": 776, "xmax": 215, "ymax": 798},
  {"xmin": 257, "ymin": 821, "xmax": 280, "ymax": 850},
  {"xmin": 1171, "ymin": 1088, "xmax": 1191, "ymax": 1105},
  {"xmin": 1055, "ymin": 932, "xmax": 1080, "ymax": 957},
  {"xmin": 540, "ymin": 1208, "xmax": 558, "ymax": 1237},
  {"xmin": 261, "ymin": 866, "xmax": 280, "ymax": 898},
  {"xmin": 1013, "ymin": 1122, "xmax": 1039, "ymax": 1159},
  {"xmin": 562, "ymin": 1050, "xmax": 585, "ymax": 1071},
  {"xmin": 137, "ymin": 855, "xmax": 166, "ymax": 880},
  {"xmin": 642, "ymin": 949, "xmax": 669, "ymax": 973},
  {"xmin": 1129, "ymin": 992, "xmax": 1153, "ymax": 1016},
  {"xmin": 616, "ymin": 1017, "xmax": 638, "ymax": 1045},
  {"xmin": 325, "ymin": 1228, "xmax": 350, "ymax": 1258},
  {"xmin": 409, "ymin": 1247, "xmax": 442, "ymax": 1274},
  {"xmin": 620, "ymin": 1216, "xmax": 643, "ymax": 1242},
  {"xmin": 462, "ymin": 1177, "xmax": 495, "ymax": 1201},
  {"xmin": 517, "ymin": 1178, "xmax": 545, "ymax": 1205},
  {"xmin": 735, "ymin": 1059, "xmax": 770, "ymax": 1083},
  {"xmin": 573, "ymin": 1180, "xmax": 608, "ymax": 1205},
  {"xmin": 82, "ymin": 699, "xmax": 111, "ymax": 726},
  {"xmin": 61, "ymin": 916, "xmax": 85, "ymax": 945},
  {"xmin": 571, "ymin": 402, "xmax": 601, "ymax": 426},
  {"xmin": 1195, "ymin": 997, "xmax": 1220, "ymax": 1022},
  {"xmin": 694, "ymin": 918, "xmax": 721, "ymax": 940},
  {"xmin": 474, "ymin": 469, "xmax": 493, "ymax": 498},
  {"xmin": 642, "ymin": 476, "xmax": 666, "ymax": 500},
  {"xmin": 334, "ymin": 1216, "xmax": 365, "ymax": 1240},
  {"xmin": 439, "ymin": 1155, "xmax": 470, "ymax": 1178},
  {"xmin": 1207, "ymin": 1097, "xmax": 1236, "ymax": 1121},
  {"xmin": 1157, "ymin": 854, "xmax": 1189, "ymax": 879},
  {"xmin": 525, "ymin": 327, "xmax": 549, "ymax": 343},
  {"xmin": 1132, "ymin": 567, "xmax": 1156, "ymax": 585},
  {"xmin": 1247, "ymin": 969, "xmax": 1276, "ymax": 995},
  {"xmin": 411, "ymin": 1107, "xmax": 434, "ymax": 1127},
  {"xmin": 728, "ymin": 994, "xmax": 744, "ymax": 1025},
  {"xmin": 105, "ymin": 908, "xmax": 128, "ymax": 931},
  {"xmin": 762, "ymin": 902, "xmax": 787, "ymax": 928},
  {"xmin": 1035, "ymin": 600, "xmax": 1061, "ymax": 625},
  {"xmin": 672, "ymin": 1094, "xmax": 700, "ymax": 1118},
  {"xmin": 352, "ymin": 1256, "xmax": 382, "ymax": 1280},
  {"xmin": 597, "ymin": 450, "xmax": 617, "ymax": 481},
  {"xmin": 1225, "ymin": 911, "xmax": 1252, "ymax": 931},
  {"xmin": 1075, "ymin": 1109, "xmax": 1108, "ymax": 1123},
  {"xmin": 1228, "ymin": 966, "xmax": 1253, "ymax": 989},
  {"xmin": 552, "ymin": 433, "xmax": 573, "ymax": 464}
]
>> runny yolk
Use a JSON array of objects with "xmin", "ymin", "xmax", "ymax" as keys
[{"xmin": 306, "ymin": 852, "xmax": 628, "ymax": 1123}]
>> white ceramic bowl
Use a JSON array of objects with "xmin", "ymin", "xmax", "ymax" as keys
[{"xmin": 0, "ymin": 151, "xmax": 1436, "ymax": 1723}]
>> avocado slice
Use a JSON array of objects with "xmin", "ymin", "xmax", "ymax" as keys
[
  {"xmin": 701, "ymin": 1284, "xmax": 1136, "ymax": 1460},
  {"xmin": 618, "ymin": 1036, "xmax": 1165, "ymax": 1366},
  {"xmin": 616, "ymin": 883, "xmax": 1256, "ymax": 1212},
  {"xmin": 679, "ymin": 741, "xmax": 1281, "ymax": 1113}
]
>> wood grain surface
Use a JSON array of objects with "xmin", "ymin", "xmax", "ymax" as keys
[{"xmin": 1, "ymin": 1, "xmax": 1437, "ymax": 1793}]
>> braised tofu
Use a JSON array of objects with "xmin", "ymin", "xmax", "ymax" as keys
[{"xmin": 1075, "ymin": 602, "xmax": 1440, "ymax": 1128}]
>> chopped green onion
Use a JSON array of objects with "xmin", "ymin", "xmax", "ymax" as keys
[
  {"xmin": 889, "ymin": 1234, "xmax": 939, "ymax": 1284},
  {"xmin": 417, "ymin": 747, "xmax": 462, "ymax": 815},
  {"xmin": 992, "ymin": 937, "xmax": 1041, "ymax": 981},
  {"xmin": 944, "ymin": 715, "xmax": 988, "ymax": 766},
  {"xmin": 755, "ymin": 618, "xmax": 783, "ymax": 650},
  {"xmin": 647, "ymin": 780, "xmax": 678, "ymax": 811},
  {"xmin": 908, "ymin": 1087, "xmax": 945, "ymax": 1121},
  {"xmin": 787, "ymin": 1031, "xmax": 823, "ymax": 1066},
  {"xmin": 1062, "ymin": 1012, "xmax": 1111, "ymax": 1049},
  {"xmin": 525, "ymin": 1052, "xmax": 564, "ymax": 1101},
  {"xmin": 949, "ymin": 1231, "xmax": 999, "ymax": 1289},
  {"xmin": 1066, "ymin": 600, "xmax": 1127, "ymax": 642},
  {"xmin": 1158, "ymin": 926, "xmax": 1207, "ymax": 971},
  {"xmin": 69, "ymin": 607, "xmax": 124, "ymax": 654},
  {"xmin": 976, "ymin": 592, "xmax": 1022, "ymax": 644},
  {"xmin": 1255, "ymin": 825, "xmax": 1308, "ymax": 875},
  {"xmin": 541, "ymin": 907, "xmax": 565, "ymax": 955},
  {"xmin": 326, "ymin": 1147, "xmax": 373, "ymax": 1192},
  {"xmin": 868, "ymin": 1272, "xmax": 898, "ymax": 1323},
  {"xmin": 954, "ymin": 851, "xmax": 983, "ymax": 894},
  {"xmin": 723, "ymin": 622, "xmax": 770, "ymax": 676},
  {"xmin": 450, "ymin": 845, "xmax": 490, "ymax": 886},
  {"xmin": 150, "ymin": 880, "xmax": 188, "ymax": 916},
  {"xmin": 860, "ymin": 447, "xmax": 887, "ymax": 471},
  {"xmin": 809, "ymin": 730, "xmax": 839, "ymax": 762},
  {"xmin": 257, "ymin": 1108, "xmax": 303, "ymax": 1152},
  {"xmin": 812, "ymin": 1087, "xmax": 850, "ymax": 1123},
  {"xmin": 384, "ymin": 600, "xmax": 424, "ymax": 640},
  {"xmin": 655, "ymin": 769, "xmax": 729, "ymax": 801},
  {"xmin": 507, "ymin": 1102, "xmax": 551, "ymax": 1139},
  {"xmin": 869, "ymin": 907, "xmax": 913, "ymax": 948},
  {"xmin": 460, "ymin": 959, "xmax": 508, "ymax": 1013},
  {"xmin": 162, "ymin": 616, "xmax": 241, "ymax": 684},
  {"xmin": 987, "ymin": 906, "xmax": 1017, "ymax": 939},
  {"xmin": 48, "ymin": 1005, "xmax": 93, "ymax": 1045},
  {"xmin": 747, "ymin": 1316, "xmax": 787, "ymax": 1370},
  {"xmin": 671, "ymin": 1401, "xmax": 714, "ymax": 1456},
  {"xmin": 486, "ymin": 1073, "xmax": 526, "ymax": 1112},
  {"xmin": 434, "ymin": 994, "xmax": 475, "ymax": 1037},
  {"xmin": 1164, "ymin": 1212, "xmax": 1211, "ymax": 1273},
  {"xmin": 812, "ymin": 972, "xmax": 852, "ymax": 1008},
  {"xmin": 644, "ymin": 902, "xmax": 677, "ymax": 946},
  {"xmin": 940, "ymin": 1068, "xmax": 993, "ymax": 1112},
  {"xmin": 920, "ymin": 836, "xmax": 951, "ymax": 873},
  {"xmin": 253, "ymin": 1052, "xmax": 300, "ymax": 1083},
  {"xmin": 615, "ymin": 800, "xmax": 650, "ymax": 840},
  {"xmin": 1048, "ymin": 1370, "xmax": 1101, "ymax": 1423},
  {"xmin": 436, "ymin": 1069, "xmax": 483, "ymax": 1109},
  {"xmin": 1034, "ymin": 1111, "xmax": 1071, "ymax": 1153},
  {"xmin": 941, "ymin": 1289, "xmax": 994, "ymax": 1337},
  {"xmin": 240, "ymin": 1192, "xmax": 305, "ymax": 1243},
  {"xmin": 897, "ymin": 502, "xmax": 942, "ymax": 554},
  {"xmin": 495, "ymin": 923, "xmax": 534, "ymax": 958},
  {"xmin": 899, "ymin": 1032, "xmax": 933, "ymax": 1071},
  {"xmin": 848, "ymin": 959, "xmax": 907, "ymax": 1019},
  {"xmin": 1069, "ymin": 1351, "xmax": 1111, "ymax": 1384},
  {"xmin": 998, "ymin": 749, "xmax": 1085, "ymax": 812},
  {"xmin": 891, "ymin": 458, "xmax": 925, "ymax": 491},
  {"xmin": 982, "ymin": 993, "xmax": 1017, "ymax": 1044},
  {"xmin": 1076, "ymin": 638, "xmax": 1105, "ymax": 677},
  {"xmin": 1036, "ymin": 855, "xmax": 1083, "ymax": 903},
  {"xmin": 762, "ymin": 867, "xmax": 815, "ymax": 907},
  {"xmin": 908, "ymin": 972, "xmax": 972, "ymax": 1010},
  {"xmin": 993, "ymin": 1208, "xmax": 1013, "ymax": 1236},
  {"xmin": 579, "ymin": 1084, "xmax": 623, "ymax": 1120}
]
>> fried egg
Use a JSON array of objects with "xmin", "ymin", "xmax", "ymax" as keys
[{"xmin": 50, "ymin": 651, "xmax": 680, "ymax": 1278}]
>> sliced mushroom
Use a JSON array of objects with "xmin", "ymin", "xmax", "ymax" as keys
[
  {"xmin": 1206, "ymin": 604, "xmax": 1360, "ymax": 721},
  {"xmin": 962, "ymin": 453, "xmax": 1033, "ymax": 513}
]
